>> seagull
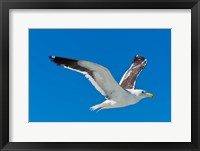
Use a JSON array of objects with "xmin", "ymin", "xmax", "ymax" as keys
[{"xmin": 49, "ymin": 55, "xmax": 154, "ymax": 111}]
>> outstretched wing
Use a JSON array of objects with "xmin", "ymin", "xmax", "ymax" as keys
[
  {"xmin": 49, "ymin": 56, "xmax": 126, "ymax": 99},
  {"xmin": 119, "ymin": 55, "xmax": 147, "ymax": 89}
]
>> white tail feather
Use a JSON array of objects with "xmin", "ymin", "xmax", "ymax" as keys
[{"xmin": 90, "ymin": 104, "xmax": 103, "ymax": 111}]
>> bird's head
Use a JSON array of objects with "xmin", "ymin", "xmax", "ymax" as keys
[{"xmin": 133, "ymin": 89, "xmax": 154, "ymax": 99}]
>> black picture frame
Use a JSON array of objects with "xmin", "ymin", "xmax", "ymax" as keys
[{"xmin": 0, "ymin": 0, "xmax": 199, "ymax": 151}]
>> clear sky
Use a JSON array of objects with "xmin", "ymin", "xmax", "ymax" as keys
[{"xmin": 29, "ymin": 29, "xmax": 171, "ymax": 122}]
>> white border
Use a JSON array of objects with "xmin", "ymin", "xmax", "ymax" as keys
[{"xmin": 9, "ymin": 9, "xmax": 191, "ymax": 142}]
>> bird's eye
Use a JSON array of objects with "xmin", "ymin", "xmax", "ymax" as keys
[{"xmin": 142, "ymin": 91, "xmax": 145, "ymax": 93}]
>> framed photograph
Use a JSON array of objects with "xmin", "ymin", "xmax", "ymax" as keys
[{"xmin": 0, "ymin": 0, "xmax": 199, "ymax": 150}]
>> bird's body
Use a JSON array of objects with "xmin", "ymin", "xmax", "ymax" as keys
[
  {"xmin": 50, "ymin": 55, "xmax": 154, "ymax": 111},
  {"xmin": 90, "ymin": 89, "xmax": 150, "ymax": 111}
]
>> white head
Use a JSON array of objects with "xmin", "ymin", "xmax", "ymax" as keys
[{"xmin": 128, "ymin": 89, "xmax": 154, "ymax": 99}]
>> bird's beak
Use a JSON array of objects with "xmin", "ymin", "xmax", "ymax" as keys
[{"xmin": 146, "ymin": 93, "xmax": 154, "ymax": 98}]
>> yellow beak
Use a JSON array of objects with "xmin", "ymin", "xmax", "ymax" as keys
[{"xmin": 146, "ymin": 93, "xmax": 154, "ymax": 98}]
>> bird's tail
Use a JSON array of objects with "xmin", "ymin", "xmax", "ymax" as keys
[{"xmin": 90, "ymin": 104, "xmax": 103, "ymax": 112}]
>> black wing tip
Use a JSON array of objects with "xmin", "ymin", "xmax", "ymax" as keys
[
  {"xmin": 49, "ymin": 56, "xmax": 58, "ymax": 64},
  {"xmin": 135, "ymin": 55, "xmax": 145, "ymax": 60},
  {"xmin": 49, "ymin": 56, "xmax": 61, "ymax": 66},
  {"xmin": 49, "ymin": 56, "xmax": 55, "ymax": 61},
  {"xmin": 133, "ymin": 55, "xmax": 146, "ymax": 64},
  {"xmin": 49, "ymin": 56, "xmax": 78, "ymax": 66}
]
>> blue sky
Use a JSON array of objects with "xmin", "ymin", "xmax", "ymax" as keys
[{"xmin": 29, "ymin": 29, "xmax": 171, "ymax": 122}]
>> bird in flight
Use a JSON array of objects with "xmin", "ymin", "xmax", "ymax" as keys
[{"xmin": 49, "ymin": 55, "xmax": 154, "ymax": 111}]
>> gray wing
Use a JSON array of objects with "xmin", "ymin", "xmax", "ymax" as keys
[
  {"xmin": 49, "ymin": 56, "xmax": 126, "ymax": 99},
  {"xmin": 119, "ymin": 55, "xmax": 147, "ymax": 89}
]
